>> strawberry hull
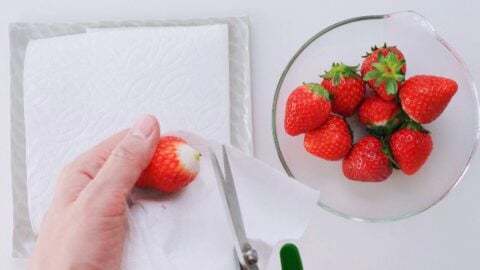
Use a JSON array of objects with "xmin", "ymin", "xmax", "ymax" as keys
[
  {"xmin": 361, "ymin": 45, "xmax": 406, "ymax": 101},
  {"xmin": 321, "ymin": 63, "xmax": 365, "ymax": 117}
]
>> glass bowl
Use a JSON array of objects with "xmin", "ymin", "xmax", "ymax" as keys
[{"xmin": 272, "ymin": 11, "xmax": 480, "ymax": 222}]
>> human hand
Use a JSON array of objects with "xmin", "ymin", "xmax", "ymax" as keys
[{"xmin": 28, "ymin": 115, "xmax": 160, "ymax": 270}]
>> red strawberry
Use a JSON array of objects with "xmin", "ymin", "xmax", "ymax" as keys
[
  {"xmin": 361, "ymin": 44, "xmax": 406, "ymax": 101},
  {"xmin": 399, "ymin": 75, "xmax": 458, "ymax": 124},
  {"xmin": 342, "ymin": 136, "xmax": 392, "ymax": 182},
  {"xmin": 390, "ymin": 122, "xmax": 433, "ymax": 175},
  {"xmin": 304, "ymin": 115, "xmax": 352, "ymax": 161},
  {"xmin": 320, "ymin": 63, "xmax": 366, "ymax": 117},
  {"xmin": 284, "ymin": 83, "xmax": 332, "ymax": 136},
  {"xmin": 358, "ymin": 95, "xmax": 402, "ymax": 135},
  {"xmin": 136, "ymin": 136, "xmax": 201, "ymax": 192}
]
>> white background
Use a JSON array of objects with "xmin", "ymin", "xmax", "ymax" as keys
[{"xmin": 1, "ymin": 0, "xmax": 479, "ymax": 269}]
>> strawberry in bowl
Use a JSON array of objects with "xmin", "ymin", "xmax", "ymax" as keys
[
  {"xmin": 284, "ymin": 83, "xmax": 332, "ymax": 136},
  {"xmin": 273, "ymin": 12, "xmax": 477, "ymax": 221},
  {"xmin": 321, "ymin": 63, "xmax": 365, "ymax": 117},
  {"xmin": 304, "ymin": 115, "xmax": 352, "ymax": 161},
  {"xmin": 399, "ymin": 75, "xmax": 458, "ymax": 124},
  {"xmin": 358, "ymin": 95, "xmax": 402, "ymax": 136},
  {"xmin": 361, "ymin": 44, "xmax": 406, "ymax": 101}
]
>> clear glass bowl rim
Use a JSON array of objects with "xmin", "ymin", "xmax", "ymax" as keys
[{"xmin": 271, "ymin": 10, "xmax": 480, "ymax": 222}]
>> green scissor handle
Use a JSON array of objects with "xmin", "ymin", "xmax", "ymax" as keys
[{"xmin": 280, "ymin": 243, "xmax": 303, "ymax": 270}]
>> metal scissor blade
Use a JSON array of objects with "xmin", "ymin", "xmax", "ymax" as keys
[
  {"xmin": 209, "ymin": 147, "xmax": 247, "ymax": 266},
  {"xmin": 211, "ymin": 146, "xmax": 260, "ymax": 269},
  {"xmin": 221, "ymin": 145, "xmax": 250, "ymax": 249}
]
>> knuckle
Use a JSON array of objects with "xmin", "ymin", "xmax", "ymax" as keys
[
  {"xmin": 63, "ymin": 153, "xmax": 88, "ymax": 174},
  {"xmin": 63, "ymin": 153, "xmax": 107, "ymax": 179},
  {"xmin": 83, "ymin": 154, "xmax": 106, "ymax": 172},
  {"xmin": 111, "ymin": 144, "xmax": 138, "ymax": 162},
  {"xmin": 110, "ymin": 144, "xmax": 143, "ymax": 171}
]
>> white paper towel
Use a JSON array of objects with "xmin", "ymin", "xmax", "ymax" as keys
[
  {"xmin": 23, "ymin": 25, "xmax": 230, "ymax": 233},
  {"xmin": 23, "ymin": 25, "xmax": 319, "ymax": 269},
  {"xmin": 122, "ymin": 132, "xmax": 318, "ymax": 269}
]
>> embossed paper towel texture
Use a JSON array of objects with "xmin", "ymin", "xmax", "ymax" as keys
[{"xmin": 23, "ymin": 25, "xmax": 230, "ymax": 233}]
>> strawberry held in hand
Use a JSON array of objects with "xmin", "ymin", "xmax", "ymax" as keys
[
  {"xmin": 390, "ymin": 122, "xmax": 433, "ymax": 175},
  {"xmin": 361, "ymin": 44, "xmax": 406, "ymax": 101},
  {"xmin": 399, "ymin": 75, "xmax": 458, "ymax": 124},
  {"xmin": 304, "ymin": 115, "xmax": 352, "ymax": 161},
  {"xmin": 136, "ymin": 136, "xmax": 201, "ymax": 192},
  {"xmin": 358, "ymin": 95, "xmax": 401, "ymax": 135},
  {"xmin": 342, "ymin": 136, "xmax": 392, "ymax": 182},
  {"xmin": 284, "ymin": 83, "xmax": 332, "ymax": 136},
  {"xmin": 320, "ymin": 63, "xmax": 366, "ymax": 117}
]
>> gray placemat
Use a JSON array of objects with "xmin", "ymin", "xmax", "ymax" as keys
[{"xmin": 10, "ymin": 17, "xmax": 253, "ymax": 257}]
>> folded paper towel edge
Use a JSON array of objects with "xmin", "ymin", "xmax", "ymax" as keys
[{"xmin": 175, "ymin": 130, "xmax": 320, "ymax": 239}]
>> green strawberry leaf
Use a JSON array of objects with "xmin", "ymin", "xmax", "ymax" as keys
[
  {"xmin": 333, "ymin": 72, "xmax": 341, "ymax": 86},
  {"xmin": 323, "ymin": 63, "xmax": 361, "ymax": 86},
  {"xmin": 381, "ymin": 138, "xmax": 400, "ymax": 170},
  {"xmin": 394, "ymin": 74, "xmax": 405, "ymax": 81},
  {"xmin": 364, "ymin": 47, "xmax": 406, "ymax": 92},
  {"xmin": 367, "ymin": 110, "xmax": 408, "ymax": 137},
  {"xmin": 307, "ymin": 83, "xmax": 332, "ymax": 101},
  {"xmin": 406, "ymin": 121, "xmax": 430, "ymax": 133},
  {"xmin": 363, "ymin": 70, "xmax": 382, "ymax": 81},
  {"xmin": 377, "ymin": 51, "xmax": 385, "ymax": 62},
  {"xmin": 363, "ymin": 44, "xmax": 381, "ymax": 58},
  {"xmin": 386, "ymin": 51, "xmax": 397, "ymax": 62},
  {"xmin": 367, "ymin": 125, "xmax": 388, "ymax": 137},
  {"xmin": 372, "ymin": 62, "xmax": 384, "ymax": 70},
  {"xmin": 344, "ymin": 65, "xmax": 361, "ymax": 80},
  {"xmin": 374, "ymin": 77, "xmax": 385, "ymax": 87},
  {"xmin": 385, "ymin": 78, "xmax": 398, "ymax": 95}
]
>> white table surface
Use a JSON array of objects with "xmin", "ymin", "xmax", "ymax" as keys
[{"xmin": 1, "ymin": 0, "xmax": 479, "ymax": 269}]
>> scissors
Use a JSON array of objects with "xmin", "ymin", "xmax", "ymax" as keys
[{"xmin": 210, "ymin": 145, "xmax": 259, "ymax": 270}]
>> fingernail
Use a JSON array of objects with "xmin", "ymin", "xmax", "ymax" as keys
[{"xmin": 131, "ymin": 115, "xmax": 156, "ymax": 139}]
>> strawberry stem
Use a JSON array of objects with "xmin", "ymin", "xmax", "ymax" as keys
[
  {"xmin": 321, "ymin": 63, "xmax": 360, "ymax": 86},
  {"xmin": 367, "ymin": 110, "xmax": 408, "ymax": 137},
  {"xmin": 362, "ymin": 49, "xmax": 406, "ymax": 95},
  {"xmin": 405, "ymin": 121, "xmax": 430, "ymax": 133},
  {"xmin": 380, "ymin": 138, "xmax": 400, "ymax": 170},
  {"xmin": 304, "ymin": 83, "xmax": 332, "ymax": 101}
]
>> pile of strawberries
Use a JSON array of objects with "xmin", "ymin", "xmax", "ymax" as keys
[{"xmin": 284, "ymin": 44, "xmax": 458, "ymax": 182}]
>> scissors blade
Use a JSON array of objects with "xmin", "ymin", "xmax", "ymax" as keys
[
  {"xmin": 209, "ymin": 146, "xmax": 250, "ymax": 266},
  {"xmin": 221, "ymin": 145, "xmax": 250, "ymax": 249}
]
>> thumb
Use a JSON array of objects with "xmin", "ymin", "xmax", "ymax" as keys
[{"xmin": 81, "ymin": 115, "xmax": 160, "ymax": 205}]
